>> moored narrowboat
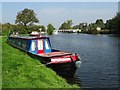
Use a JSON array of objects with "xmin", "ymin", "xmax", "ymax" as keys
[{"xmin": 7, "ymin": 33, "xmax": 81, "ymax": 77}]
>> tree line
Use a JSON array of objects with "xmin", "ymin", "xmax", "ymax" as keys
[
  {"xmin": 1, "ymin": 8, "xmax": 120, "ymax": 36},
  {"xmin": 59, "ymin": 13, "xmax": 120, "ymax": 34},
  {"xmin": 1, "ymin": 8, "xmax": 55, "ymax": 36}
]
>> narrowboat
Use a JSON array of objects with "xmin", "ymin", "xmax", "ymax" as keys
[{"xmin": 7, "ymin": 33, "xmax": 81, "ymax": 77}]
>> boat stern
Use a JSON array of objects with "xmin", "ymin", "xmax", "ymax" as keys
[{"xmin": 47, "ymin": 53, "xmax": 81, "ymax": 77}]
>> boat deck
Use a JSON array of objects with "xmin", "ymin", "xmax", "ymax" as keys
[{"xmin": 39, "ymin": 51, "xmax": 72, "ymax": 57}]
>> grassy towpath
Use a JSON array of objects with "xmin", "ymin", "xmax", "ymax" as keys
[
  {"xmin": 2, "ymin": 37, "xmax": 79, "ymax": 88},
  {"xmin": 0, "ymin": 37, "xmax": 2, "ymax": 89}
]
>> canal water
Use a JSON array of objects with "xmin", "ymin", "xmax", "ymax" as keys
[{"xmin": 49, "ymin": 33, "xmax": 120, "ymax": 88}]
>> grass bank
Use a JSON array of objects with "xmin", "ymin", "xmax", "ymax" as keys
[
  {"xmin": 2, "ymin": 37, "xmax": 79, "ymax": 88},
  {"xmin": 0, "ymin": 37, "xmax": 2, "ymax": 89}
]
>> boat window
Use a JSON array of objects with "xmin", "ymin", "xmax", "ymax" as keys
[
  {"xmin": 31, "ymin": 40, "xmax": 36, "ymax": 51},
  {"xmin": 22, "ymin": 40, "xmax": 26, "ymax": 49},
  {"xmin": 45, "ymin": 39, "xmax": 50, "ymax": 49},
  {"xmin": 38, "ymin": 40, "xmax": 43, "ymax": 50}
]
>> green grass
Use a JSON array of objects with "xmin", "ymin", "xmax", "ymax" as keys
[
  {"xmin": 0, "ymin": 37, "xmax": 2, "ymax": 89},
  {"xmin": 2, "ymin": 37, "xmax": 79, "ymax": 88}
]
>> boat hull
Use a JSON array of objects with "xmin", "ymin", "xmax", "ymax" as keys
[
  {"xmin": 27, "ymin": 52, "xmax": 77, "ymax": 77},
  {"xmin": 47, "ymin": 62, "xmax": 77, "ymax": 77}
]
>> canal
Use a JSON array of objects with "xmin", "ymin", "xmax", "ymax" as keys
[{"xmin": 49, "ymin": 33, "xmax": 120, "ymax": 88}]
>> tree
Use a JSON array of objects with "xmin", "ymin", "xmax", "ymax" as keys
[
  {"xmin": 59, "ymin": 22, "xmax": 70, "ymax": 29},
  {"xmin": 47, "ymin": 24, "xmax": 55, "ymax": 35},
  {"xmin": 15, "ymin": 8, "xmax": 39, "ymax": 26},
  {"xmin": 59, "ymin": 20, "xmax": 73, "ymax": 29},
  {"xmin": 95, "ymin": 19, "xmax": 105, "ymax": 29},
  {"xmin": 105, "ymin": 12, "xmax": 120, "ymax": 34},
  {"xmin": 95, "ymin": 19, "xmax": 104, "ymax": 24},
  {"xmin": 67, "ymin": 20, "xmax": 73, "ymax": 28},
  {"xmin": 88, "ymin": 23, "xmax": 100, "ymax": 34},
  {"xmin": 2, "ymin": 23, "xmax": 13, "ymax": 36},
  {"xmin": 41, "ymin": 26, "xmax": 46, "ymax": 32},
  {"xmin": 105, "ymin": 19, "xmax": 115, "ymax": 32},
  {"xmin": 114, "ymin": 13, "xmax": 120, "ymax": 33}
]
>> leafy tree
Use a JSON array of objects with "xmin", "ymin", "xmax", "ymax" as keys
[
  {"xmin": 95, "ymin": 19, "xmax": 105, "ymax": 29},
  {"xmin": 95, "ymin": 19, "xmax": 104, "ymax": 24},
  {"xmin": 26, "ymin": 25, "xmax": 40, "ymax": 34},
  {"xmin": 15, "ymin": 8, "xmax": 39, "ymax": 26},
  {"xmin": 105, "ymin": 13, "xmax": 120, "ymax": 34},
  {"xmin": 47, "ymin": 24, "xmax": 55, "ymax": 35},
  {"xmin": 88, "ymin": 23, "xmax": 99, "ymax": 34},
  {"xmin": 105, "ymin": 19, "xmax": 116, "ymax": 33},
  {"xmin": 41, "ymin": 26, "xmax": 46, "ymax": 32},
  {"xmin": 59, "ymin": 22, "xmax": 70, "ymax": 29},
  {"xmin": 67, "ymin": 20, "xmax": 73, "ymax": 28},
  {"xmin": 59, "ymin": 20, "xmax": 73, "ymax": 30},
  {"xmin": 114, "ymin": 13, "xmax": 120, "ymax": 33},
  {"xmin": 2, "ymin": 23, "xmax": 13, "ymax": 36}
]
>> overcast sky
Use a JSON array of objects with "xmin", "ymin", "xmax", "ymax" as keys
[{"xmin": 2, "ymin": 2, "xmax": 118, "ymax": 29}]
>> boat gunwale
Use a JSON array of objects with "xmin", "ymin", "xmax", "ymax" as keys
[{"xmin": 38, "ymin": 51, "xmax": 72, "ymax": 58}]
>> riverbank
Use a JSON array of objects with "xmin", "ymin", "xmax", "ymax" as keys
[{"xmin": 2, "ymin": 37, "xmax": 79, "ymax": 88}]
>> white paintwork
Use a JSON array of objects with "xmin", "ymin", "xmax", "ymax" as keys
[
  {"xmin": 51, "ymin": 58, "xmax": 71, "ymax": 62},
  {"xmin": 38, "ymin": 40, "xmax": 43, "ymax": 50},
  {"xmin": 31, "ymin": 40, "xmax": 36, "ymax": 51}
]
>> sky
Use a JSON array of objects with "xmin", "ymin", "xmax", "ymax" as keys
[
  {"xmin": 2, "ymin": 2, "xmax": 118, "ymax": 29},
  {"xmin": 1, "ymin": 0, "xmax": 120, "ymax": 2},
  {"xmin": 118, "ymin": 1, "xmax": 120, "ymax": 12}
]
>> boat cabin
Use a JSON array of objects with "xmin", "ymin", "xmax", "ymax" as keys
[{"xmin": 7, "ymin": 36, "xmax": 52, "ymax": 54}]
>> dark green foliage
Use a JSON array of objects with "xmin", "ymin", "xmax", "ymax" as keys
[
  {"xmin": 15, "ymin": 8, "xmax": 39, "ymax": 26},
  {"xmin": 2, "ymin": 23, "xmax": 46, "ymax": 35},
  {"xmin": 105, "ymin": 13, "xmax": 120, "ymax": 34},
  {"xmin": 47, "ymin": 24, "xmax": 55, "ymax": 35},
  {"xmin": 59, "ymin": 22, "xmax": 70, "ymax": 29},
  {"xmin": 115, "ymin": 13, "xmax": 120, "ymax": 33},
  {"xmin": 2, "ymin": 37, "xmax": 79, "ymax": 88},
  {"xmin": 79, "ymin": 23, "xmax": 88, "ymax": 33},
  {"xmin": 67, "ymin": 20, "xmax": 73, "ymax": 28},
  {"xmin": 25, "ymin": 25, "xmax": 40, "ymax": 34},
  {"xmin": 26, "ymin": 25, "xmax": 46, "ymax": 34},
  {"xmin": 41, "ymin": 25, "xmax": 46, "ymax": 32},
  {"xmin": 72, "ymin": 25, "xmax": 79, "ymax": 29},
  {"xmin": 88, "ymin": 23, "xmax": 99, "ymax": 34},
  {"xmin": 12, "ymin": 25, "xmax": 27, "ymax": 34},
  {"xmin": 59, "ymin": 20, "xmax": 73, "ymax": 29},
  {"xmin": 14, "ymin": 8, "xmax": 40, "ymax": 34},
  {"xmin": 0, "ymin": 23, "xmax": 2, "ymax": 36},
  {"xmin": 2, "ymin": 23, "xmax": 13, "ymax": 36},
  {"xmin": 95, "ymin": 19, "xmax": 105, "ymax": 29}
]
